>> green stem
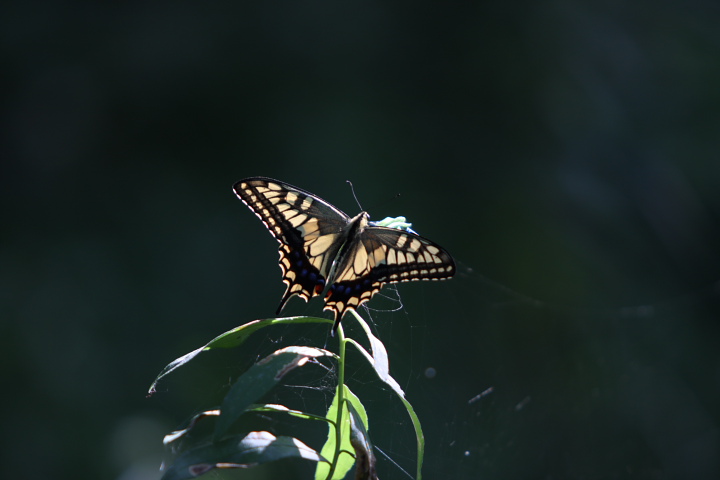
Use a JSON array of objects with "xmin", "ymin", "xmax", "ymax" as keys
[{"xmin": 326, "ymin": 323, "xmax": 347, "ymax": 480}]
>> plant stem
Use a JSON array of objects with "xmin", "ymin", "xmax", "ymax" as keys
[{"xmin": 326, "ymin": 323, "xmax": 347, "ymax": 480}]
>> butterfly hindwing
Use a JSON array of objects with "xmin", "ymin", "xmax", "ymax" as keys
[
  {"xmin": 233, "ymin": 177, "xmax": 350, "ymax": 313},
  {"xmin": 324, "ymin": 224, "xmax": 455, "ymax": 329}
]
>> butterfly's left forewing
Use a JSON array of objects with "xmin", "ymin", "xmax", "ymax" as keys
[
  {"xmin": 233, "ymin": 177, "xmax": 350, "ymax": 313},
  {"xmin": 324, "ymin": 226, "xmax": 455, "ymax": 330}
]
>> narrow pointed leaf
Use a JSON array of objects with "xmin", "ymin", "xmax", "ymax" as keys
[
  {"xmin": 247, "ymin": 403, "xmax": 331, "ymax": 423},
  {"xmin": 343, "ymin": 388, "xmax": 368, "ymax": 435},
  {"xmin": 149, "ymin": 316, "xmax": 332, "ymax": 394},
  {"xmin": 164, "ymin": 404, "xmax": 331, "ymax": 446},
  {"xmin": 346, "ymin": 338, "xmax": 404, "ymax": 398},
  {"xmin": 348, "ymin": 311, "xmax": 424, "ymax": 480},
  {"xmin": 400, "ymin": 394, "xmax": 425, "ymax": 480},
  {"xmin": 215, "ymin": 346, "xmax": 336, "ymax": 439},
  {"xmin": 347, "ymin": 402, "xmax": 378, "ymax": 480},
  {"xmin": 164, "ymin": 410, "xmax": 220, "ymax": 445},
  {"xmin": 161, "ymin": 431, "xmax": 325, "ymax": 480},
  {"xmin": 315, "ymin": 385, "xmax": 367, "ymax": 480}
]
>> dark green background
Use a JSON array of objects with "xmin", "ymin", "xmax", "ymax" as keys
[{"xmin": 3, "ymin": 1, "xmax": 720, "ymax": 479}]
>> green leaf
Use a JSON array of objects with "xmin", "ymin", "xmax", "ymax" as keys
[
  {"xmin": 348, "ymin": 311, "xmax": 425, "ymax": 480},
  {"xmin": 214, "ymin": 346, "xmax": 336, "ymax": 439},
  {"xmin": 315, "ymin": 385, "xmax": 367, "ymax": 480},
  {"xmin": 343, "ymin": 387, "xmax": 368, "ymax": 435},
  {"xmin": 246, "ymin": 403, "xmax": 331, "ymax": 423},
  {"xmin": 164, "ymin": 410, "xmax": 220, "ymax": 445},
  {"xmin": 148, "ymin": 316, "xmax": 332, "ymax": 394},
  {"xmin": 161, "ymin": 431, "xmax": 325, "ymax": 480},
  {"xmin": 346, "ymin": 312, "xmax": 404, "ymax": 398},
  {"xmin": 398, "ymin": 394, "xmax": 425, "ymax": 480},
  {"xmin": 164, "ymin": 404, "xmax": 330, "ymax": 445},
  {"xmin": 347, "ymin": 402, "xmax": 378, "ymax": 480}
]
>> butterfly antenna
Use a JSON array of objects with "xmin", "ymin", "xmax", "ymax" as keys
[{"xmin": 346, "ymin": 180, "xmax": 364, "ymax": 211}]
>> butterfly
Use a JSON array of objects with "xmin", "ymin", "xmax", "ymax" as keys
[{"xmin": 233, "ymin": 177, "xmax": 455, "ymax": 333}]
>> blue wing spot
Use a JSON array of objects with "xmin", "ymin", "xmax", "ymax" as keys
[
  {"xmin": 308, "ymin": 272, "xmax": 317, "ymax": 282},
  {"xmin": 300, "ymin": 268, "xmax": 308, "ymax": 277}
]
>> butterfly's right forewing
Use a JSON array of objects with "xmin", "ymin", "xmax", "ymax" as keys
[{"xmin": 233, "ymin": 177, "xmax": 350, "ymax": 313}]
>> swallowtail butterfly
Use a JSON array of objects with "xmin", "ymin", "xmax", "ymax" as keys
[{"xmin": 234, "ymin": 177, "xmax": 455, "ymax": 333}]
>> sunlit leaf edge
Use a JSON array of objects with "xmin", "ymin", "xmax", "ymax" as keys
[
  {"xmin": 214, "ymin": 346, "xmax": 336, "ymax": 439},
  {"xmin": 161, "ymin": 431, "xmax": 326, "ymax": 480},
  {"xmin": 347, "ymin": 401, "xmax": 378, "ymax": 480},
  {"xmin": 347, "ymin": 310, "xmax": 424, "ymax": 480},
  {"xmin": 148, "ymin": 316, "xmax": 332, "ymax": 394},
  {"xmin": 315, "ymin": 384, "xmax": 367, "ymax": 480},
  {"xmin": 164, "ymin": 404, "xmax": 330, "ymax": 445}
]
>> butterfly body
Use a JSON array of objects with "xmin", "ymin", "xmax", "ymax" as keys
[{"xmin": 234, "ymin": 177, "xmax": 455, "ymax": 333}]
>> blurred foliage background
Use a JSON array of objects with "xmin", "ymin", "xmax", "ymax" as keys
[{"xmin": 3, "ymin": 1, "xmax": 720, "ymax": 479}]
